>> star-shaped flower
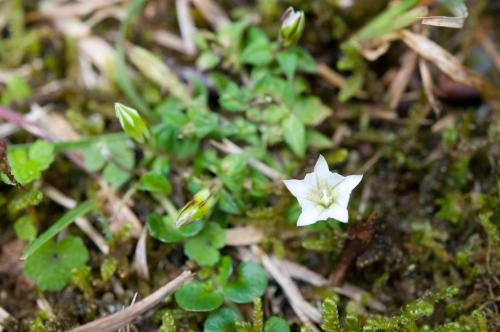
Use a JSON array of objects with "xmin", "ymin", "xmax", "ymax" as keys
[{"xmin": 283, "ymin": 155, "xmax": 363, "ymax": 226}]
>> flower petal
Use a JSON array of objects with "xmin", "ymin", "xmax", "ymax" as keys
[
  {"xmin": 283, "ymin": 179, "xmax": 312, "ymax": 199},
  {"xmin": 296, "ymin": 206, "xmax": 323, "ymax": 226},
  {"xmin": 325, "ymin": 172, "xmax": 344, "ymax": 187},
  {"xmin": 336, "ymin": 192, "xmax": 351, "ymax": 208},
  {"xmin": 338, "ymin": 174, "xmax": 363, "ymax": 193},
  {"xmin": 314, "ymin": 155, "xmax": 331, "ymax": 179},
  {"xmin": 321, "ymin": 204, "xmax": 349, "ymax": 223}
]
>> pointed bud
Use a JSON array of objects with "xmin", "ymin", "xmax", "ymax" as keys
[
  {"xmin": 175, "ymin": 183, "xmax": 221, "ymax": 228},
  {"xmin": 279, "ymin": 7, "xmax": 305, "ymax": 47},
  {"xmin": 114, "ymin": 103, "xmax": 150, "ymax": 143}
]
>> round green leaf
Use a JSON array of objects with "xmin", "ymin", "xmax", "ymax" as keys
[
  {"xmin": 175, "ymin": 280, "xmax": 224, "ymax": 312},
  {"xmin": 223, "ymin": 261, "xmax": 268, "ymax": 303},
  {"xmin": 28, "ymin": 140, "xmax": 54, "ymax": 171},
  {"xmin": 184, "ymin": 223, "xmax": 226, "ymax": 266},
  {"xmin": 23, "ymin": 236, "xmax": 89, "ymax": 291},
  {"xmin": 264, "ymin": 317, "xmax": 290, "ymax": 332},
  {"xmin": 204, "ymin": 307, "xmax": 241, "ymax": 332},
  {"xmin": 147, "ymin": 213, "xmax": 203, "ymax": 243}
]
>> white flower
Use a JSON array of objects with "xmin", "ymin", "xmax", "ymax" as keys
[{"xmin": 283, "ymin": 155, "xmax": 363, "ymax": 226}]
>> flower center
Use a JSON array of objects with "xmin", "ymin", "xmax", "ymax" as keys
[{"xmin": 319, "ymin": 188, "xmax": 334, "ymax": 207}]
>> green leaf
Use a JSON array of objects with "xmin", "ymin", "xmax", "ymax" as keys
[
  {"xmin": 184, "ymin": 223, "xmax": 226, "ymax": 266},
  {"xmin": 264, "ymin": 317, "xmax": 290, "ymax": 332},
  {"xmin": 241, "ymin": 30, "xmax": 273, "ymax": 66},
  {"xmin": 306, "ymin": 129, "xmax": 332, "ymax": 150},
  {"xmin": 4, "ymin": 75, "xmax": 32, "ymax": 102},
  {"xmin": 339, "ymin": 72, "xmax": 365, "ymax": 102},
  {"xmin": 204, "ymin": 307, "xmax": 241, "ymax": 332},
  {"xmin": 22, "ymin": 200, "xmax": 93, "ymax": 260},
  {"xmin": 277, "ymin": 51, "xmax": 297, "ymax": 80},
  {"xmin": 218, "ymin": 189, "xmax": 242, "ymax": 214},
  {"xmin": 147, "ymin": 213, "xmax": 204, "ymax": 243},
  {"xmin": 294, "ymin": 97, "xmax": 332, "ymax": 126},
  {"xmin": 197, "ymin": 51, "xmax": 220, "ymax": 70},
  {"xmin": 223, "ymin": 261, "xmax": 268, "ymax": 303},
  {"xmin": 14, "ymin": 215, "xmax": 37, "ymax": 241},
  {"xmin": 100, "ymin": 142, "xmax": 134, "ymax": 187},
  {"xmin": 283, "ymin": 114, "xmax": 306, "ymax": 158},
  {"xmin": 219, "ymin": 83, "xmax": 251, "ymax": 112},
  {"xmin": 288, "ymin": 47, "xmax": 317, "ymax": 73},
  {"xmin": 8, "ymin": 149, "xmax": 40, "ymax": 185},
  {"xmin": 217, "ymin": 256, "xmax": 234, "ymax": 286},
  {"xmin": 175, "ymin": 280, "xmax": 224, "ymax": 312},
  {"xmin": 220, "ymin": 154, "xmax": 247, "ymax": 193},
  {"xmin": 102, "ymin": 163, "xmax": 131, "ymax": 188},
  {"xmin": 23, "ymin": 236, "xmax": 89, "ymax": 291},
  {"xmin": 139, "ymin": 172, "xmax": 172, "ymax": 193},
  {"xmin": 83, "ymin": 144, "xmax": 106, "ymax": 172},
  {"xmin": 28, "ymin": 140, "xmax": 54, "ymax": 171}
]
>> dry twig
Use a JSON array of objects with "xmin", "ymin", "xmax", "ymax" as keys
[{"xmin": 68, "ymin": 271, "xmax": 194, "ymax": 332}]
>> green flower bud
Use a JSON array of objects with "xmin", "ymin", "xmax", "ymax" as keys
[
  {"xmin": 279, "ymin": 7, "xmax": 305, "ymax": 47},
  {"xmin": 114, "ymin": 103, "xmax": 150, "ymax": 143},
  {"xmin": 175, "ymin": 183, "xmax": 221, "ymax": 228}
]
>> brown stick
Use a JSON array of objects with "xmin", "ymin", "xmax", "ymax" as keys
[
  {"xmin": 68, "ymin": 271, "xmax": 193, "ymax": 332},
  {"xmin": 330, "ymin": 213, "xmax": 378, "ymax": 286}
]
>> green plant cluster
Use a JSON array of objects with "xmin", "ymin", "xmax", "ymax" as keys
[
  {"xmin": 0, "ymin": 0, "xmax": 498, "ymax": 330},
  {"xmin": 320, "ymin": 287, "xmax": 489, "ymax": 332}
]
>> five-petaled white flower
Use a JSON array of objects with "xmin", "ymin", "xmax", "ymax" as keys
[{"xmin": 283, "ymin": 155, "xmax": 363, "ymax": 226}]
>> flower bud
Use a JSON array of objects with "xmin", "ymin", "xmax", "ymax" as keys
[
  {"xmin": 114, "ymin": 103, "xmax": 150, "ymax": 143},
  {"xmin": 279, "ymin": 7, "xmax": 305, "ymax": 47},
  {"xmin": 175, "ymin": 183, "xmax": 221, "ymax": 228}
]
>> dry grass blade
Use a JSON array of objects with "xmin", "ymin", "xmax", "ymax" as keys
[
  {"xmin": 245, "ymin": 246, "xmax": 321, "ymax": 330},
  {"xmin": 0, "ymin": 306, "xmax": 13, "ymax": 331},
  {"xmin": 68, "ymin": 270, "xmax": 193, "ymax": 332},
  {"xmin": 281, "ymin": 260, "xmax": 386, "ymax": 311},
  {"xmin": 418, "ymin": 58, "xmax": 442, "ymax": 115},
  {"xmin": 190, "ymin": 0, "xmax": 230, "ymax": 31},
  {"xmin": 176, "ymin": 0, "xmax": 197, "ymax": 56},
  {"xmin": 26, "ymin": 0, "xmax": 127, "ymax": 21},
  {"xmin": 400, "ymin": 30, "xmax": 500, "ymax": 101},
  {"xmin": 210, "ymin": 139, "xmax": 284, "ymax": 181},
  {"xmin": 225, "ymin": 226, "xmax": 263, "ymax": 246},
  {"xmin": 44, "ymin": 186, "xmax": 110, "ymax": 255},
  {"xmin": 477, "ymin": 30, "xmax": 500, "ymax": 72},
  {"xmin": 386, "ymin": 51, "xmax": 418, "ymax": 109},
  {"xmin": 133, "ymin": 228, "xmax": 150, "ymax": 280},
  {"xmin": 153, "ymin": 30, "xmax": 188, "ymax": 54},
  {"xmin": 421, "ymin": 2, "xmax": 468, "ymax": 29},
  {"xmin": 317, "ymin": 63, "xmax": 367, "ymax": 99}
]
